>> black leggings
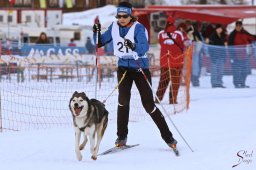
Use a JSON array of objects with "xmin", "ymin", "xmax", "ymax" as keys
[{"xmin": 117, "ymin": 67, "xmax": 174, "ymax": 144}]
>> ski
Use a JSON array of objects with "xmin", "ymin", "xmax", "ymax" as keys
[{"xmin": 98, "ymin": 144, "xmax": 139, "ymax": 156}]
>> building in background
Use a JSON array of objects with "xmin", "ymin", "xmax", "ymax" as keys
[
  {"xmin": 0, "ymin": 0, "xmax": 146, "ymax": 13},
  {"xmin": 0, "ymin": 0, "xmax": 146, "ymax": 27}
]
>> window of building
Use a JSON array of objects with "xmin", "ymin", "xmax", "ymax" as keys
[
  {"xmin": 14, "ymin": 0, "xmax": 32, "ymax": 7},
  {"xmin": 23, "ymin": 0, "xmax": 32, "ymax": 6},
  {"xmin": 0, "ymin": 15, "xmax": 3, "ymax": 22},
  {"xmin": 64, "ymin": 0, "xmax": 75, "ymax": 7},
  {"xmin": 85, "ymin": 0, "xmax": 90, "ymax": 7},
  {"xmin": 76, "ymin": 0, "xmax": 85, "ymax": 7},
  {"xmin": 74, "ymin": 32, "xmax": 81, "ymax": 40},
  {"xmin": 25, "ymin": 16, "xmax": 31, "ymax": 23},
  {"xmin": 49, "ymin": 0, "xmax": 59, "ymax": 7},
  {"xmin": 106, "ymin": 0, "xmax": 119, "ymax": 5},
  {"xmin": 130, "ymin": 0, "xmax": 145, "ymax": 7},
  {"xmin": 14, "ymin": 0, "xmax": 23, "ymax": 6},
  {"xmin": 7, "ymin": 16, "xmax": 13, "ymax": 23}
]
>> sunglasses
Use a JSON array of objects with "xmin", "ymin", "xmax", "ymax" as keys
[{"xmin": 116, "ymin": 14, "xmax": 129, "ymax": 19}]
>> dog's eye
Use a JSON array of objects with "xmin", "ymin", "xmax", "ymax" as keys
[
  {"xmin": 72, "ymin": 100, "xmax": 76, "ymax": 102},
  {"xmin": 79, "ymin": 100, "xmax": 83, "ymax": 102}
]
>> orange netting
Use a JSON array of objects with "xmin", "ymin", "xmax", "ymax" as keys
[{"xmin": 153, "ymin": 45, "xmax": 193, "ymax": 114}]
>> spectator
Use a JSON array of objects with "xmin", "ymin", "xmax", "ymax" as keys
[
  {"xmin": 93, "ymin": 2, "xmax": 178, "ymax": 151},
  {"xmin": 36, "ymin": 32, "xmax": 50, "ymax": 44},
  {"xmin": 155, "ymin": 16, "xmax": 185, "ymax": 104},
  {"xmin": 209, "ymin": 24, "xmax": 227, "ymax": 88},
  {"xmin": 17, "ymin": 60, "xmax": 25, "ymax": 83},
  {"xmin": 202, "ymin": 23, "xmax": 215, "ymax": 42},
  {"xmin": 177, "ymin": 22, "xmax": 190, "ymax": 86},
  {"xmin": 85, "ymin": 37, "xmax": 95, "ymax": 54},
  {"xmin": 177, "ymin": 23, "xmax": 188, "ymax": 40},
  {"xmin": 228, "ymin": 21, "xmax": 256, "ymax": 88},
  {"xmin": 186, "ymin": 21, "xmax": 203, "ymax": 87},
  {"xmin": 68, "ymin": 38, "xmax": 76, "ymax": 47}
]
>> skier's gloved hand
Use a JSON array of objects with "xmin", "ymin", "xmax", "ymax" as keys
[
  {"xmin": 93, "ymin": 23, "xmax": 101, "ymax": 33},
  {"xmin": 124, "ymin": 39, "xmax": 136, "ymax": 51}
]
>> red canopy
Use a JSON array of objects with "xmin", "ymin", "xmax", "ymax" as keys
[{"xmin": 133, "ymin": 5, "xmax": 256, "ymax": 25}]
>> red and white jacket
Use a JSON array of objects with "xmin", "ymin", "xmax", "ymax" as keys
[{"xmin": 158, "ymin": 26, "xmax": 185, "ymax": 68}]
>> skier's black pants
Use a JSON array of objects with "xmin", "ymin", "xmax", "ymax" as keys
[{"xmin": 117, "ymin": 67, "xmax": 174, "ymax": 144}]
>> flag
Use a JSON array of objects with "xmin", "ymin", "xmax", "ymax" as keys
[
  {"xmin": 65, "ymin": 0, "xmax": 73, "ymax": 8},
  {"xmin": 40, "ymin": 0, "xmax": 47, "ymax": 8},
  {"xmin": 9, "ymin": 0, "xmax": 15, "ymax": 6}
]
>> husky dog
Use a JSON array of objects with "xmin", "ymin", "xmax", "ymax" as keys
[{"xmin": 69, "ymin": 91, "xmax": 108, "ymax": 161}]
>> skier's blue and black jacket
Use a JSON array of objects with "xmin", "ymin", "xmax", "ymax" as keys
[{"xmin": 94, "ymin": 21, "xmax": 149, "ymax": 69}]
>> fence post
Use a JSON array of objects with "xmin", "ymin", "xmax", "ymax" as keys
[
  {"xmin": 76, "ymin": 61, "xmax": 80, "ymax": 82},
  {"xmin": 37, "ymin": 63, "xmax": 40, "ymax": 82},
  {"xmin": 50, "ymin": 67, "xmax": 53, "ymax": 82}
]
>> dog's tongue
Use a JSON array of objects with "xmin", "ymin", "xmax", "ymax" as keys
[{"xmin": 74, "ymin": 108, "xmax": 81, "ymax": 115}]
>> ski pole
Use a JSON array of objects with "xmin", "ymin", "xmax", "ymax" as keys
[
  {"xmin": 94, "ymin": 30, "xmax": 99, "ymax": 99},
  {"xmin": 102, "ymin": 70, "xmax": 127, "ymax": 104},
  {"xmin": 136, "ymin": 58, "xmax": 193, "ymax": 152},
  {"xmin": 94, "ymin": 19, "xmax": 101, "ymax": 99}
]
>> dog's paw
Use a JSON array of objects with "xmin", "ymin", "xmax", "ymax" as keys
[
  {"xmin": 91, "ymin": 155, "xmax": 97, "ymax": 160},
  {"xmin": 76, "ymin": 152, "xmax": 82, "ymax": 161}
]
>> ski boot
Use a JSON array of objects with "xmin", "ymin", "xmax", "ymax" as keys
[
  {"xmin": 115, "ymin": 137, "xmax": 127, "ymax": 147},
  {"xmin": 168, "ymin": 139, "xmax": 179, "ymax": 156}
]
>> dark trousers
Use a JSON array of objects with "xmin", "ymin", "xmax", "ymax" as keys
[
  {"xmin": 191, "ymin": 75, "xmax": 200, "ymax": 86},
  {"xmin": 117, "ymin": 67, "xmax": 174, "ymax": 144},
  {"xmin": 210, "ymin": 59, "xmax": 224, "ymax": 87},
  {"xmin": 232, "ymin": 59, "xmax": 248, "ymax": 87}
]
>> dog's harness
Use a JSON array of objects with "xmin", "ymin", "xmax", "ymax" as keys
[
  {"xmin": 79, "ymin": 125, "xmax": 90, "ymax": 132},
  {"xmin": 73, "ymin": 120, "xmax": 90, "ymax": 132}
]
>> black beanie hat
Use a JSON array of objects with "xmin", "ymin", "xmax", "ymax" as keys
[
  {"xmin": 216, "ymin": 24, "xmax": 222, "ymax": 29},
  {"xmin": 235, "ymin": 21, "xmax": 243, "ymax": 26},
  {"xmin": 118, "ymin": 1, "xmax": 133, "ymax": 8}
]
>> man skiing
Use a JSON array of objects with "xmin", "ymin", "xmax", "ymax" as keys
[{"xmin": 93, "ymin": 1, "xmax": 178, "ymax": 154}]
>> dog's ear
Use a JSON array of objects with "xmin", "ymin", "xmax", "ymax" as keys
[
  {"xmin": 72, "ymin": 91, "xmax": 78, "ymax": 98},
  {"xmin": 81, "ymin": 92, "xmax": 90, "ymax": 102},
  {"xmin": 70, "ymin": 91, "xmax": 78, "ymax": 104},
  {"xmin": 81, "ymin": 92, "xmax": 87, "ymax": 98}
]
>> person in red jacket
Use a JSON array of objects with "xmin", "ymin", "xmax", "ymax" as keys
[
  {"xmin": 228, "ymin": 21, "xmax": 256, "ymax": 88},
  {"xmin": 68, "ymin": 38, "xmax": 76, "ymax": 47},
  {"xmin": 155, "ymin": 16, "xmax": 185, "ymax": 104}
]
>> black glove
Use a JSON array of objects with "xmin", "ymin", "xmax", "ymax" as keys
[
  {"xmin": 93, "ymin": 23, "xmax": 101, "ymax": 33},
  {"xmin": 124, "ymin": 39, "xmax": 136, "ymax": 51}
]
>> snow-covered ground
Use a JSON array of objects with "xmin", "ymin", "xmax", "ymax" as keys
[
  {"xmin": 1, "ymin": 2, "xmax": 256, "ymax": 170},
  {"xmin": 0, "ymin": 74, "xmax": 255, "ymax": 170}
]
